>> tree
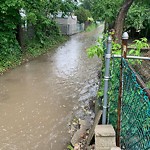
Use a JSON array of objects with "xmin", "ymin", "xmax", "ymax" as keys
[
  {"xmin": 75, "ymin": 7, "xmax": 91, "ymax": 23},
  {"xmin": 80, "ymin": 0, "xmax": 92, "ymax": 10},
  {"xmin": 81, "ymin": 0, "xmax": 150, "ymax": 42},
  {"xmin": 61, "ymin": 0, "xmax": 78, "ymax": 15},
  {"xmin": 114, "ymin": 0, "xmax": 150, "ymax": 43},
  {"xmin": 0, "ymin": 0, "xmax": 79, "ymax": 71},
  {"xmin": 126, "ymin": 1, "xmax": 150, "ymax": 38},
  {"xmin": 80, "ymin": 0, "xmax": 123, "ymax": 32},
  {"xmin": 114, "ymin": 0, "xmax": 134, "ymax": 43}
]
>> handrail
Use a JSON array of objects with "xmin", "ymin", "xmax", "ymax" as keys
[{"xmin": 113, "ymin": 55, "xmax": 150, "ymax": 60}]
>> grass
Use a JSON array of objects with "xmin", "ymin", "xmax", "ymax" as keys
[{"xmin": 85, "ymin": 23, "xmax": 97, "ymax": 32}]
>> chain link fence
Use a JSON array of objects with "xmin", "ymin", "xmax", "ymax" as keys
[{"xmin": 109, "ymin": 58, "xmax": 150, "ymax": 150}]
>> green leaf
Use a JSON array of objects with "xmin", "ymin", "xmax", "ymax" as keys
[{"xmin": 67, "ymin": 145, "xmax": 74, "ymax": 150}]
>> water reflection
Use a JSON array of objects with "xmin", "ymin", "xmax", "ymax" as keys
[{"xmin": 54, "ymin": 36, "xmax": 83, "ymax": 78}]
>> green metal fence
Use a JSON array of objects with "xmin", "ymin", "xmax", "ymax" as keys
[{"xmin": 109, "ymin": 58, "xmax": 150, "ymax": 150}]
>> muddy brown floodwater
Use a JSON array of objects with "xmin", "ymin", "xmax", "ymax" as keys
[{"xmin": 0, "ymin": 25, "xmax": 103, "ymax": 150}]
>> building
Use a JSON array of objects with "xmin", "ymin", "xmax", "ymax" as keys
[{"xmin": 56, "ymin": 12, "xmax": 84, "ymax": 35}]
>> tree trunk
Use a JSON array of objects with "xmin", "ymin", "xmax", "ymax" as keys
[
  {"xmin": 114, "ymin": 0, "xmax": 134, "ymax": 44},
  {"xmin": 16, "ymin": 10, "xmax": 23, "ymax": 50},
  {"xmin": 16, "ymin": 25, "xmax": 23, "ymax": 48}
]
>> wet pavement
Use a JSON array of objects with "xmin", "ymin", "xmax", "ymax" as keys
[{"xmin": 0, "ymin": 25, "xmax": 103, "ymax": 150}]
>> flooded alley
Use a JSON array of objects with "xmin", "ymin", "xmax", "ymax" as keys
[{"xmin": 0, "ymin": 26, "xmax": 103, "ymax": 150}]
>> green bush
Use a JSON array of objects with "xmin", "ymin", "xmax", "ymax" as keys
[
  {"xmin": 25, "ymin": 35, "xmax": 66, "ymax": 58},
  {"xmin": 0, "ymin": 32, "xmax": 22, "ymax": 72},
  {"xmin": 75, "ymin": 7, "xmax": 91, "ymax": 23}
]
